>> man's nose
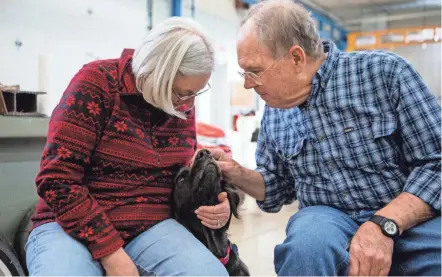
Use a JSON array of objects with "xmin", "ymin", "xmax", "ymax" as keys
[
  {"xmin": 197, "ymin": 149, "xmax": 211, "ymax": 160},
  {"xmin": 243, "ymin": 76, "xmax": 258, "ymax": 90}
]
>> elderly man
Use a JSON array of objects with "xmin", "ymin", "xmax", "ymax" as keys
[{"xmin": 210, "ymin": 0, "xmax": 441, "ymax": 276}]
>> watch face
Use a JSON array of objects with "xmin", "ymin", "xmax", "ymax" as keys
[{"xmin": 384, "ymin": 221, "xmax": 397, "ymax": 235}]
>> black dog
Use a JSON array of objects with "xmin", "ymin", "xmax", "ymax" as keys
[{"xmin": 173, "ymin": 149, "xmax": 250, "ymax": 276}]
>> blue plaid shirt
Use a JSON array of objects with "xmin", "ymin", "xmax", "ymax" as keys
[{"xmin": 255, "ymin": 41, "xmax": 441, "ymax": 213}]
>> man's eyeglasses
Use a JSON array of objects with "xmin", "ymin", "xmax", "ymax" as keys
[
  {"xmin": 237, "ymin": 54, "xmax": 287, "ymax": 86},
  {"xmin": 172, "ymin": 83, "xmax": 211, "ymax": 102}
]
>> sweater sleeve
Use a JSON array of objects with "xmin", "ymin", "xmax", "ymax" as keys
[{"xmin": 35, "ymin": 64, "xmax": 124, "ymax": 259}]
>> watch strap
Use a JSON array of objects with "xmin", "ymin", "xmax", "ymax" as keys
[
  {"xmin": 370, "ymin": 215, "xmax": 388, "ymax": 226},
  {"xmin": 369, "ymin": 215, "xmax": 400, "ymax": 240}
]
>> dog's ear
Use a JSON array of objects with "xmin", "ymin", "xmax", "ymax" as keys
[
  {"xmin": 223, "ymin": 182, "xmax": 242, "ymax": 219},
  {"xmin": 175, "ymin": 167, "xmax": 191, "ymax": 184}
]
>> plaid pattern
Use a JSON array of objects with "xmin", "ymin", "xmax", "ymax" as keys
[{"xmin": 256, "ymin": 41, "xmax": 441, "ymax": 213}]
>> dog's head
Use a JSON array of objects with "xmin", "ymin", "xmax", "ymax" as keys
[{"xmin": 173, "ymin": 149, "xmax": 241, "ymax": 219}]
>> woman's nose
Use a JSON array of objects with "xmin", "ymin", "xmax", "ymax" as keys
[{"xmin": 173, "ymin": 98, "xmax": 195, "ymax": 113}]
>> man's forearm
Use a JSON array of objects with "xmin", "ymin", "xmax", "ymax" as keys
[
  {"xmin": 232, "ymin": 166, "xmax": 266, "ymax": 201},
  {"xmin": 376, "ymin": 192, "xmax": 436, "ymax": 234}
]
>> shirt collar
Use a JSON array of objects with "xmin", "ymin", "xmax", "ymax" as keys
[
  {"xmin": 118, "ymin": 48, "xmax": 140, "ymax": 95},
  {"xmin": 299, "ymin": 40, "xmax": 340, "ymax": 108},
  {"xmin": 315, "ymin": 40, "xmax": 340, "ymax": 84}
]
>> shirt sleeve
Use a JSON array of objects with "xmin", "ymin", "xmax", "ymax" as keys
[
  {"xmin": 255, "ymin": 108, "xmax": 297, "ymax": 213},
  {"xmin": 35, "ymin": 64, "xmax": 125, "ymax": 259},
  {"xmin": 392, "ymin": 61, "xmax": 441, "ymax": 211}
]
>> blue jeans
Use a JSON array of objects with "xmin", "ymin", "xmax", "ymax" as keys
[
  {"xmin": 275, "ymin": 206, "xmax": 441, "ymax": 276},
  {"xmin": 26, "ymin": 219, "xmax": 228, "ymax": 276}
]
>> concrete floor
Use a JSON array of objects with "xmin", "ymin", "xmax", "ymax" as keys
[{"xmin": 228, "ymin": 195, "xmax": 299, "ymax": 276}]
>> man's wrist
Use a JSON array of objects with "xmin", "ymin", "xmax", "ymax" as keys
[
  {"xmin": 375, "ymin": 210, "xmax": 405, "ymax": 235},
  {"xmin": 369, "ymin": 215, "xmax": 401, "ymax": 240},
  {"xmin": 231, "ymin": 163, "xmax": 247, "ymax": 186},
  {"xmin": 365, "ymin": 221, "xmax": 394, "ymax": 241},
  {"xmin": 374, "ymin": 192, "xmax": 436, "ymax": 236}
]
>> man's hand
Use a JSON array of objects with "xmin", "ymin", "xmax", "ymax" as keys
[
  {"xmin": 195, "ymin": 192, "xmax": 230, "ymax": 229},
  {"xmin": 207, "ymin": 148, "xmax": 266, "ymax": 201},
  {"xmin": 348, "ymin": 222, "xmax": 394, "ymax": 276},
  {"xmin": 208, "ymin": 148, "xmax": 243, "ymax": 183},
  {"xmin": 101, "ymin": 248, "xmax": 139, "ymax": 276}
]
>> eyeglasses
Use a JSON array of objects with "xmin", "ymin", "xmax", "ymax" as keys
[
  {"xmin": 173, "ymin": 83, "xmax": 211, "ymax": 102},
  {"xmin": 237, "ymin": 54, "xmax": 287, "ymax": 86}
]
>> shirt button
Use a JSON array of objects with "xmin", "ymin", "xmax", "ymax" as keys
[
  {"xmin": 318, "ymin": 136, "xmax": 325, "ymax": 142},
  {"xmin": 342, "ymin": 192, "xmax": 350, "ymax": 198},
  {"xmin": 321, "ymin": 82, "xmax": 327, "ymax": 88},
  {"xmin": 328, "ymin": 163, "xmax": 335, "ymax": 170}
]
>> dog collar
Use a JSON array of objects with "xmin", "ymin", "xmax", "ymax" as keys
[{"xmin": 218, "ymin": 244, "xmax": 231, "ymax": 265}]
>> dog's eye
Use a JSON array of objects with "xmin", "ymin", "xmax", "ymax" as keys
[{"xmin": 178, "ymin": 177, "xmax": 186, "ymax": 183}]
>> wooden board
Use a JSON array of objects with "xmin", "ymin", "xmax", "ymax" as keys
[{"xmin": 0, "ymin": 85, "xmax": 19, "ymax": 115}]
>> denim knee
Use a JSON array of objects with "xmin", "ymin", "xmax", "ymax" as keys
[
  {"xmin": 274, "ymin": 207, "xmax": 357, "ymax": 276},
  {"xmin": 26, "ymin": 223, "xmax": 103, "ymax": 276},
  {"xmin": 125, "ymin": 219, "xmax": 228, "ymax": 276}
]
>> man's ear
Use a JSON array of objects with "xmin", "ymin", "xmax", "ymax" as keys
[{"xmin": 288, "ymin": 45, "xmax": 307, "ymax": 73}]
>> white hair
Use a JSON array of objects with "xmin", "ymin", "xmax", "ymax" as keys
[
  {"xmin": 242, "ymin": 0, "xmax": 323, "ymax": 59},
  {"xmin": 132, "ymin": 17, "xmax": 215, "ymax": 118}
]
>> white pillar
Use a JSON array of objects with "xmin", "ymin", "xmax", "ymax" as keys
[
  {"xmin": 195, "ymin": 51, "xmax": 231, "ymax": 131},
  {"xmin": 209, "ymin": 61, "xmax": 231, "ymax": 130},
  {"xmin": 37, "ymin": 54, "xmax": 51, "ymax": 116}
]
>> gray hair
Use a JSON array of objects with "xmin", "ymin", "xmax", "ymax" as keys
[
  {"xmin": 241, "ymin": 0, "xmax": 323, "ymax": 59},
  {"xmin": 132, "ymin": 17, "xmax": 215, "ymax": 119}
]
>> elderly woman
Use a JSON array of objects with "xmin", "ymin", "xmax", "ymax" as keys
[{"xmin": 26, "ymin": 17, "xmax": 230, "ymax": 276}]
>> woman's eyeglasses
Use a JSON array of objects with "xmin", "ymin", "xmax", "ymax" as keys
[{"xmin": 173, "ymin": 83, "xmax": 211, "ymax": 102}]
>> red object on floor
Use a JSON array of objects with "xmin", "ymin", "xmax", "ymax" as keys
[
  {"xmin": 196, "ymin": 122, "xmax": 226, "ymax": 138},
  {"xmin": 196, "ymin": 122, "xmax": 232, "ymax": 156}
]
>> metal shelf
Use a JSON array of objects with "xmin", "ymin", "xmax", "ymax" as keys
[{"xmin": 0, "ymin": 116, "xmax": 49, "ymax": 138}]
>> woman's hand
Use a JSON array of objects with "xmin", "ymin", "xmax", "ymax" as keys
[
  {"xmin": 195, "ymin": 192, "xmax": 231, "ymax": 229},
  {"xmin": 101, "ymin": 248, "xmax": 139, "ymax": 276}
]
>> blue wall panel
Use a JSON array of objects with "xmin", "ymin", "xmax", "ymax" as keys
[
  {"xmin": 171, "ymin": 0, "xmax": 182, "ymax": 16},
  {"xmin": 304, "ymin": 3, "xmax": 348, "ymax": 51}
]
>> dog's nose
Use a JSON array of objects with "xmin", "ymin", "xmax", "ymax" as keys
[{"xmin": 197, "ymin": 149, "xmax": 211, "ymax": 160}]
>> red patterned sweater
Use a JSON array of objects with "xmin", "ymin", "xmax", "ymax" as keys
[{"xmin": 32, "ymin": 49, "xmax": 197, "ymax": 260}]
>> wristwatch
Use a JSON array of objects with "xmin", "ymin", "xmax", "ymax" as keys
[{"xmin": 369, "ymin": 215, "xmax": 400, "ymax": 240}]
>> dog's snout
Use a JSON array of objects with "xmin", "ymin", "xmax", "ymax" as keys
[{"xmin": 197, "ymin": 149, "xmax": 211, "ymax": 160}]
